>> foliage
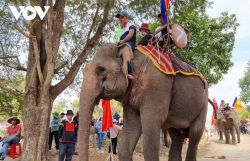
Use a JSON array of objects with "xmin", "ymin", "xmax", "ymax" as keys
[
  {"xmin": 135, "ymin": 3, "xmax": 238, "ymax": 86},
  {"xmin": 237, "ymin": 107, "xmax": 250, "ymax": 120},
  {"xmin": 0, "ymin": 74, "xmax": 25, "ymax": 121},
  {"xmin": 52, "ymin": 99, "xmax": 69, "ymax": 113},
  {"xmin": 239, "ymin": 60, "xmax": 250, "ymax": 105},
  {"xmin": 173, "ymin": 10, "xmax": 238, "ymax": 86}
]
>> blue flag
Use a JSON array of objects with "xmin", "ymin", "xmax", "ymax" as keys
[
  {"xmin": 160, "ymin": 0, "xmax": 167, "ymax": 24},
  {"xmin": 232, "ymin": 96, "xmax": 237, "ymax": 107}
]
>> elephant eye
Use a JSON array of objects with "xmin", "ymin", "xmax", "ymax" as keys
[
  {"xmin": 96, "ymin": 66, "xmax": 106, "ymax": 76},
  {"xmin": 97, "ymin": 66, "xmax": 105, "ymax": 72}
]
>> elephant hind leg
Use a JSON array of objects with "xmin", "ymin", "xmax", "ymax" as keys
[
  {"xmin": 185, "ymin": 110, "xmax": 206, "ymax": 161},
  {"xmin": 168, "ymin": 128, "xmax": 183, "ymax": 161}
]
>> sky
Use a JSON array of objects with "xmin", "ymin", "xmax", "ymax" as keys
[{"xmin": 205, "ymin": 0, "xmax": 250, "ymax": 123}]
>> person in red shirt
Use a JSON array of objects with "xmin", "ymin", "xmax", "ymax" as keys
[{"xmin": 0, "ymin": 116, "xmax": 21, "ymax": 160}]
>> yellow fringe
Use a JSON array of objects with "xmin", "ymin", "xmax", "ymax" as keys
[{"xmin": 136, "ymin": 47, "xmax": 207, "ymax": 83}]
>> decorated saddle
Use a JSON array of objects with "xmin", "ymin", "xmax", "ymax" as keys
[{"xmin": 136, "ymin": 45, "xmax": 206, "ymax": 82}]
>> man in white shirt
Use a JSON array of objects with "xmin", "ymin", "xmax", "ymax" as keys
[{"xmin": 116, "ymin": 11, "xmax": 136, "ymax": 80}]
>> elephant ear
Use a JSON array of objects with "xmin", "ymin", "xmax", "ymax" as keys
[
  {"xmin": 117, "ymin": 43, "xmax": 134, "ymax": 59},
  {"xmin": 117, "ymin": 43, "xmax": 134, "ymax": 86}
]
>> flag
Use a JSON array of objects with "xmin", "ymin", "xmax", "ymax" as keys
[
  {"xmin": 116, "ymin": 25, "xmax": 122, "ymax": 42},
  {"xmin": 160, "ymin": 0, "xmax": 169, "ymax": 24},
  {"xmin": 211, "ymin": 111, "xmax": 216, "ymax": 125},
  {"xmin": 232, "ymin": 96, "xmax": 237, "ymax": 107},
  {"xmin": 212, "ymin": 97, "xmax": 219, "ymax": 110},
  {"xmin": 102, "ymin": 100, "xmax": 113, "ymax": 132},
  {"xmin": 165, "ymin": 0, "xmax": 170, "ymax": 10},
  {"xmin": 234, "ymin": 98, "xmax": 243, "ymax": 110}
]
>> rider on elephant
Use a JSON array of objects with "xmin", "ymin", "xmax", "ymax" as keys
[{"xmin": 116, "ymin": 11, "xmax": 136, "ymax": 80}]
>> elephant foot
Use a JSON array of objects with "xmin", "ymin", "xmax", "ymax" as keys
[
  {"xmin": 219, "ymin": 138, "xmax": 223, "ymax": 140},
  {"xmin": 225, "ymin": 141, "xmax": 230, "ymax": 144},
  {"xmin": 232, "ymin": 140, "xmax": 237, "ymax": 144}
]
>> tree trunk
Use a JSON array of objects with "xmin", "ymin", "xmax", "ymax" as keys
[
  {"xmin": 19, "ymin": 0, "xmax": 112, "ymax": 160},
  {"xmin": 21, "ymin": 91, "xmax": 53, "ymax": 161}
]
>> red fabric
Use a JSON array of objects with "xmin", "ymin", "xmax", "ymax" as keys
[
  {"xmin": 65, "ymin": 123, "xmax": 74, "ymax": 132},
  {"xmin": 102, "ymin": 100, "xmax": 113, "ymax": 132},
  {"xmin": 137, "ymin": 45, "xmax": 174, "ymax": 72},
  {"xmin": 165, "ymin": 0, "xmax": 170, "ymax": 10},
  {"xmin": 7, "ymin": 125, "xmax": 21, "ymax": 138}
]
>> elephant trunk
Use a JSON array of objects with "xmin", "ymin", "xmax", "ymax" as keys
[
  {"xmin": 79, "ymin": 63, "xmax": 102, "ymax": 160},
  {"xmin": 233, "ymin": 122, "xmax": 240, "ymax": 143}
]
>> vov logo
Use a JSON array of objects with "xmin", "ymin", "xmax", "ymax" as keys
[{"xmin": 9, "ymin": 6, "xmax": 50, "ymax": 21}]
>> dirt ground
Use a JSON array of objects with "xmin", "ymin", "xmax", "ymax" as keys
[
  {"xmin": 47, "ymin": 133, "xmax": 250, "ymax": 161},
  {"xmin": 4, "ymin": 133, "xmax": 250, "ymax": 161}
]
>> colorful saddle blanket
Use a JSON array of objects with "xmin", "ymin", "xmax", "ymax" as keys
[{"xmin": 136, "ymin": 45, "xmax": 206, "ymax": 82}]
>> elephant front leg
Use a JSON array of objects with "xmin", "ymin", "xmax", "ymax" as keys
[
  {"xmin": 140, "ymin": 107, "xmax": 163, "ymax": 161},
  {"xmin": 118, "ymin": 106, "xmax": 142, "ymax": 161},
  {"xmin": 223, "ymin": 126, "xmax": 230, "ymax": 144},
  {"xmin": 219, "ymin": 130, "xmax": 223, "ymax": 140},
  {"xmin": 230, "ymin": 127, "xmax": 237, "ymax": 144}
]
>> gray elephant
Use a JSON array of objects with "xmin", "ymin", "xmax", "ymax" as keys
[
  {"xmin": 216, "ymin": 109, "xmax": 240, "ymax": 144},
  {"xmin": 79, "ymin": 43, "xmax": 209, "ymax": 161}
]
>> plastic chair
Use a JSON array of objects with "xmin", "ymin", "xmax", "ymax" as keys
[{"xmin": 7, "ymin": 143, "xmax": 22, "ymax": 158}]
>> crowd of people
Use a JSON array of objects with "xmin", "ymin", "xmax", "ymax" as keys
[{"xmin": 94, "ymin": 112, "xmax": 123, "ymax": 155}]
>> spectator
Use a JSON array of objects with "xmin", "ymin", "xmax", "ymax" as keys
[
  {"xmin": 58, "ymin": 110, "xmax": 78, "ymax": 161},
  {"xmin": 109, "ymin": 119, "xmax": 123, "ymax": 155},
  {"xmin": 49, "ymin": 112, "xmax": 61, "ymax": 152},
  {"xmin": 240, "ymin": 117, "xmax": 246, "ymax": 134},
  {"xmin": 0, "ymin": 116, "xmax": 21, "ymax": 160},
  {"xmin": 60, "ymin": 112, "xmax": 66, "ymax": 120},
  {"xmin": 96, "ymin": 117, "xmax": 106, "ymax": 154},
  {"xmin": 245, "ymin": 116, "xmax": 250, "ymax": 135},
  {"xmin": 113, "ymin": 112, "xmax": 120, "ymax": 122},
  {"xmin": 0, "ymin": 137, "xmax": 3, "ymax": 153}
]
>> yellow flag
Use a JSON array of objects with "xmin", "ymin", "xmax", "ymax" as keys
[{"xmin": 234, "ymin": 98, "xmax": 243, "ymax": 110}]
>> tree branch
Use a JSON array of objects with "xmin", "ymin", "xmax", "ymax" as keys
[
  {"xmin": 12, "ymin": 23, "xmax": 30, "ymax": 38},
  {"xmin": 0, "ymin": 56, "xmax": 18, "ymax": 59},
  {"xmin": 0, "ymin": 55, "xmax": 27, "ymax": 71},
  {"xmin": 31, "ymin": 36, "xmax": 44, "ymax": 84},
  {"xmin": 87, "ymin": 0, "xmax": 101, "ymax": 40},
  {"xmin": 43, "ymin": 0, "xmax": 55, "ymax": 89},
  {"xmin": 54, "ymin": 61, "xmax": 69, "ymax": 74},
  {"xmin": 50, "ymin": 0, "xmax": 114, "ymax": 100},
  {"xmin": 0, "ymin": 61, "xmax": 27, "ymax": 71},
  {"xmin": 52, "ymin": 0, "xmax": 66, "ymax": 56}
]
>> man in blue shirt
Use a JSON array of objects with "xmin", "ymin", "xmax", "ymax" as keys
[{"xmin": 116, "ymin": 11, "xmax": 136, "ymax": 80}]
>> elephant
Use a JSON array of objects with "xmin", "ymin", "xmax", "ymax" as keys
[
  {"xmin": 216, "ymin": 109, "xmax": 240, "ymax": 144},
  {"xmin": 79, "ymin": 43, "xmax": 210, "ymax": 161}
]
